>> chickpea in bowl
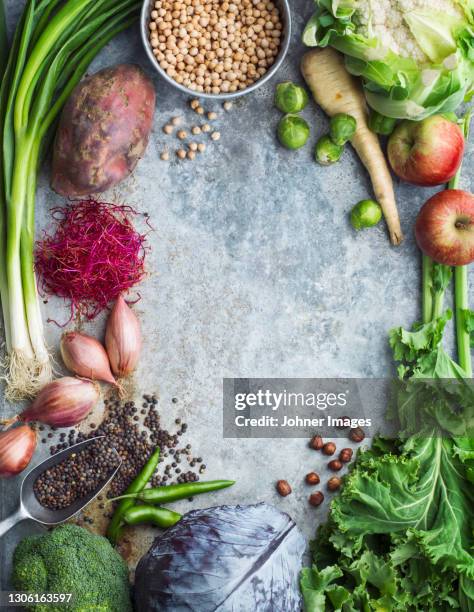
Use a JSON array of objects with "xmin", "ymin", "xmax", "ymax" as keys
[{"xmin": 141, "ymin": 0, "xmax": 291, "ymax": 99}]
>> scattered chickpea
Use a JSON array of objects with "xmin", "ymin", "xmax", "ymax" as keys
[
  {"xmin": 201, "ymin": 123, "xmax": 211, "ymax": 133},
  {"xmin": 211, "ymin": 131, "xmax": 221, "ymax": 141},
  {"xmin": 223, "ymin": 101, "xmax": 233, "ymax": 111},
  {"xmin": 197, "ymin": 143, "xmax": 206, "ymax": 153},
  {"xmin": 196, "ymin": 106, "xmax": 205, "ymax": 115},
  {"xmin": 189, "ymin": 142, "xmax": 198, "ymax": 151},
  {"xmin": 163, "ymin": 124, "xmax": 173, "ymax": 135},
  {"xmin": 160, "ymin": 151, "xmax": 170, "ymax": 161},
  {"xmin": 190, "ymin": 99, "xmax": 200, "ymax": 110},
  {"xmin": 171, "ymin": 116, "xmax": 182, "ymax": 126},
  {"xmin": 187, "ymin": 150, "xmax": 196, "ymax": 160},
  {"xmin": 176, "ymin": 149, "xmax": 186, "ymax": 159},
  {"xmin": 191, "ymin": 126, "xmax": 202, "ymax": 135},
  {"xmin": 207, "ymin": 111, "xmax": 217, "ymax": 120},
  {"xmin": 177, "ymin": 130, "xmax": 187, "ymax": 140}
]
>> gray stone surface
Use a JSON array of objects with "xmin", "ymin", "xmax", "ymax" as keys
[{"xmin": 1, "ymin": 0, "xmax": 473, "ymax": 594}]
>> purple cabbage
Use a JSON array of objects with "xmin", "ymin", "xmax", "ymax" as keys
[{"xmin": 134, "ymin": 503, "xmax": 306, "ymax": 611}]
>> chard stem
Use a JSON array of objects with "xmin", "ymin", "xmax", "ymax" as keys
[
  {"xmin": 422, "ymin": 255, "xmax": 433, "ymax": 323},
  {"xmin": 454, "ymin": 266, "xmax": 472, "ymax": 377}
]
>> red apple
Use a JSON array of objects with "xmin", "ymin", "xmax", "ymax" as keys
[
  {"xmin": 415, "ymin": 190, "xmax": 474, "ymax": 266},
  {"xmin": 388, "ymin": 116, "xmax": 464, "ymax": 187}
]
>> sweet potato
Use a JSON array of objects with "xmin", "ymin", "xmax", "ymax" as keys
[{"xmin": 51, "ymin": 64, "xmax": 156, "ymax": 197}]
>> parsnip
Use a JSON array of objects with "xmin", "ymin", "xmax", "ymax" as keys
[{"xmin": 301, "ymin": 48, "xmax": 403, "ymax": 245}]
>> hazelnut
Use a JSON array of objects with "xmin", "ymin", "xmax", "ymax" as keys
[
  {"xmin": 276, "ymin": 480, "xmax": 291, "ymax": 497},
  {"xmin": 309, "ymin": 491, "xmax": 324, "ymax": 507},
  {"xmin": 305, "ymin": 472, "xmax": 320, "ymax": 485},
  {"xmin": 309, "ymin": 435, "xmax": 323, "ymax": 451},
  {"xmin": 322, "ymin": 442, "xmax": 336, "ymax": 456},
  {"xmin": 349, "ymin": 427, "xmax": 365, "ymax": 443},
  {"xmin": 328, "ymin": 459, "xmax": 342, "ymax": 472},
  {"xmin": 339, "ymin": 448, "xmax": 353, "ymax": 463},
  {"xmin": 327, "ymin": 477, "xmax": 342, "ymax": 492}
]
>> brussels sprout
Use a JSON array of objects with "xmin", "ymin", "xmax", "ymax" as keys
[
  {"xmin": 368, "ymin": 110, "xmax": 397, "ymax": 136},
  {"xmin": 315, "ymin": 135, "xmax": 343, "ymax": 165},
  {"xmin": 274, "ymin": 82, "xmax": 309, "ymax": 114},
  {"xmin": 350, "ymin": 199, "xmax": 382, "ymax": 230},
  {"xmin": 329, "ymin": 113, "xmax": 357, "ymax": 145},
  {"xmin": 277, "ymin": 114, "xmax": 310, "ymax": 150}
]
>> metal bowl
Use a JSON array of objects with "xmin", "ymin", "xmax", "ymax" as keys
[{"xmin": 140, "ymin": 0, "xmax": 291, "ymax": 100}]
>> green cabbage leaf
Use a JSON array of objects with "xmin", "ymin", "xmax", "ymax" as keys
[{"xmin": 303, "ymin": 0, "xmax": 474, "ymax": 119}]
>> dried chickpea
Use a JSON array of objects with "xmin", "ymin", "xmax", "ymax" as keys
[
  {"xmin": 211, "ymin": 131, "xmax": 221, "ymax": 141},
  {"xmin": 197, "ymin": 142, "xmax": 206, "ymax": 152},
  {"xmin": 160, "ymin": 151, "xmax": 170, "ymax": 161},
  {"xmin": 187, "ymin": 150, "xmax": 196, "ymax": 160},
  {"xmin": 201, "ymin": 123, "xmax": 211, "ymax": 132},
  {"xmin": 191, "ymin": 125, "xmax": 202, "ymax": 135},
  {"xmin": 163, "ymin": 124, "xmax": 173, "ymax": 134},
  {"xmin": 148, "ymin": 0, "xmax": 282, "ymax": 94},
  {"xmin": 177, "ymin": 130, "xmax": 187, "ymax": 140},
  {"xmin": 176, "ymin": 149, "xmax": 187, "ymax": 159},
  {"xmin": 189, "ymin": 142, "xmax": 198, "ymax": 151}
]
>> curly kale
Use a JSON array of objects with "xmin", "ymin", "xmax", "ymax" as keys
[{"xmin": 11, "ymin": 524, "xmax": 132, "ymax": 611}]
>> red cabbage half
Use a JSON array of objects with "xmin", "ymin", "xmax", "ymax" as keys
[{"xmin": 134, "ymin": 503, "xmax": 306, "ymax": 611}]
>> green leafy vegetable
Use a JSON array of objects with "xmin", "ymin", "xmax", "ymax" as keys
[
  {"xmin": 301, "ymin": 112, "xmax": 474, "ymax": 610},
  {"xmin": 302, "ymin": 0, "xmax": 474, "ymax": 120}
]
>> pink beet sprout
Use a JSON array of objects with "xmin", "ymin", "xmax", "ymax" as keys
[{"xmin": 35, "ymin": 199, "xmax": 148, "ymax": 324}]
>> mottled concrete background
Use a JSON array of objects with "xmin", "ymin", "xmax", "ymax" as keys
[{"xmin": 1, "ymin": 0, "xmax": 473, "ymax": 592}]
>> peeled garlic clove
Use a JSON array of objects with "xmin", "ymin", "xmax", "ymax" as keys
[
  {"xmin": 61, "ymin": 332, "xmax": 116, "ymax": 385},
  {"xmin": 21, "ymin": 377, "xmax": 99, "ymax": 428},
  {"xmin": 105, "ymin": 295, "xmax": 142, "ymax": 377},
  {"xmin": 0, "ymin": 425, "xmax": 36, "ymax": 477}
]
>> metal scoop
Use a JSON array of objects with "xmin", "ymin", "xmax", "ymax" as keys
[{"xmin": 0, "ymin": 436, "xmax": 121, "ymax": 538}]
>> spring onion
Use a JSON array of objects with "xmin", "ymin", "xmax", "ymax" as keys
[{"xmin": 0, "ymin": 0, "xmax": 141, "ymax": 399}]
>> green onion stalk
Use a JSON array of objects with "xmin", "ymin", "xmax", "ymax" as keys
[
  {"xmin": 421, "ymin": 111, "xmax": 472, "ymax": 377},
  {"xmin": 0, "ymin": 0, "xmax": 141, "ymax": 399}
]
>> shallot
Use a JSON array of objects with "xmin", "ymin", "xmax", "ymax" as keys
[
  {"xmin": 105, "ymin": 295, "xmax": 142, "ymax": 377},
  {"xmin": 0, "ymin": 426, "xmax": 36, "ymax": 477},
  {"xmin": 8, "ymin": 377, "xmax": 99, "ymax": 428},
  {"xmin": 61, "ymin": 332, "xmax": 116, "ymax": 385}
]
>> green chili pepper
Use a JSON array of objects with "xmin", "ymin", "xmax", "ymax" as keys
[
  {"xmin": 123, "ymin": 505, "xmax": 182, "ymax": 528},
  {"xmin": 106, "ymin": 447, "xmax": 160, "ymax": 544},
  {"xmin": 112, "ymin": 479, "xmax": 235, "ymax": 505}
]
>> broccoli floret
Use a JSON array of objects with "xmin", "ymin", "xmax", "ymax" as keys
[{"xmin": 11, "ymin": 524, "xmax": 132, "ymax": 612}]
